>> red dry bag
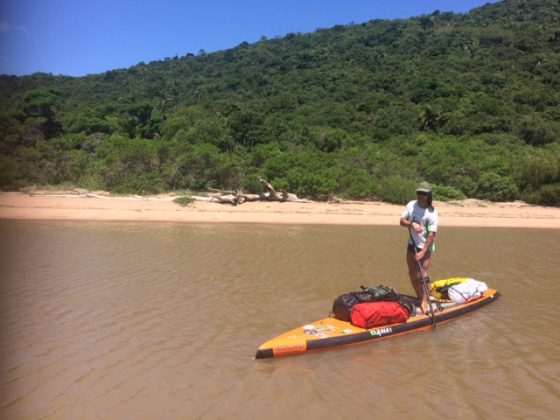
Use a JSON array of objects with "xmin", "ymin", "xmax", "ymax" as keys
[{"xmin": 350, "ymin": 301, "xmax": 409, "ymax": 329}]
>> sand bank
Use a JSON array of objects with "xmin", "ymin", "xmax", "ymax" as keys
[{"xmin": 0, "ymin": 191, "xmax": 559, "ymax": 228}]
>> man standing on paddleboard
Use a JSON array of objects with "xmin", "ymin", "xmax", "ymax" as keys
[{"xmin": 399, "ymin": 182, "xmax": 438, "ymax": 315}]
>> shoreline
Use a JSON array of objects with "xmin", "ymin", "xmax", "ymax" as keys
[{"xmin": 0, "ymin": 191, "xmax": 559, "ymax": 228}]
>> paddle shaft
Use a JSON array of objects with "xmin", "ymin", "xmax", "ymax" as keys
[{"xmin": 408, "ymin": 227, "xmax": 437, "ymax": 329}]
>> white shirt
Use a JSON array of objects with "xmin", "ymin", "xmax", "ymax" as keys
[{"xmin": 402, "ymin": 200, "xmax": 438, "ymax": 251}]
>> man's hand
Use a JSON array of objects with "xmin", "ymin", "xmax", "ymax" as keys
[{"xmin": 411, "ymin": 222, "xmax": 423, "ymax": 233}]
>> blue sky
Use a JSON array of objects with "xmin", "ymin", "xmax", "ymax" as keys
[{"xmin": 0, "ymin": 0, "xmax": 499, "ymax": 77}]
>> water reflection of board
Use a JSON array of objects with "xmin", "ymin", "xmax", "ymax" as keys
[{"xmin": 255, "ymin": 288, "xmax": 500, "ymax": 359}]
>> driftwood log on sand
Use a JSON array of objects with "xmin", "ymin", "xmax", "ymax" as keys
[{"xmin": 192, "ymin": 178, "xmax": 309, "ymax": 205}]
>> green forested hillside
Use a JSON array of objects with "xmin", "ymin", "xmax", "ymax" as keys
[{"xmin": 1, "ymin": 0, "xmax": 559, "ymax": 204}]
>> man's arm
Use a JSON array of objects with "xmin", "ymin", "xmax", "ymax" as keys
[
  {"xmin": 416, "ymin": 232, "xmax": 436, "ymax": 260},
  {"xmin": 400, "ymin": 216, "xmax": 423, "ymax": 233},
  {"xmin": 400, "ymin": 217, "xmax": 412, "ymax": 228}
]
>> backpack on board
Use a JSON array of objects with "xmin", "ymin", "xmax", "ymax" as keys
[
  {"xmin": 448, "ymin": 279, "xmax": 488, "ymax": 304},
  {"xmin": 331, "ymin": 285, "xmax": 401, "ymax": 322},
  {"xmin": 430, "ymin": 278, "xmax": 469, "ymax": 301},
  {"xmin": 350, "ymin": 301, "xmax": 409, "ymax": 329}
]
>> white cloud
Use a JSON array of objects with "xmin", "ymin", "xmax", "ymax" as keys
[{"xmin": 0, "ymin": 22, "xmax": 28, "ymax": 33}]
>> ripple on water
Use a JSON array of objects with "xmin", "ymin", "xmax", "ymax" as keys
[{"xmin": 0, "ymin": 222, "xmax": 559, "ymax": 419}]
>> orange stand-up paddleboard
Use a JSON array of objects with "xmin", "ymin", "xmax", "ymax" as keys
[{"xmin": 255, "ymin": 288, "xmax": 500, "ymax": 359}]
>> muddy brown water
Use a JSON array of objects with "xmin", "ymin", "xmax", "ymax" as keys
[{"xmin": 0, "ymin": 221, "xmax": 559, "ymax": 419}]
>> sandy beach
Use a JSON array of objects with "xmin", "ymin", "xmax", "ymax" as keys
[{"xmin": 0, "ymin": 190, "xmax": 559, "ymax": 228}]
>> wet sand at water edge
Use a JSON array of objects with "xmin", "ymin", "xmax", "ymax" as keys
[{"xmin": 1, "ymin": 191, "xmax": 559, "ymax": 228}]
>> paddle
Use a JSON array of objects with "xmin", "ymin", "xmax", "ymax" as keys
[{"xmin": 408, "ymin": 228, "xmax": 437, "ymax": 330}]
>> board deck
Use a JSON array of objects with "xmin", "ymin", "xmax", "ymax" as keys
[{"xmin": 255, "ymin": 288, "xmax": 500, "ymax": 359}]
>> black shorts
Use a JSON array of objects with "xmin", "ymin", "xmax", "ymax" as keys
[{"xmin": 407, "ymin": 244, "xmax": 422, "ymax": 253}]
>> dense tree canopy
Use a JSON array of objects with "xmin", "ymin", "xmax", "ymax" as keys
[{"xmin": 0, "ymin": 0, "xmax": 559, "ymax": 205}]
